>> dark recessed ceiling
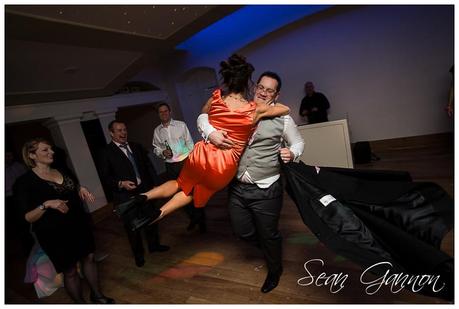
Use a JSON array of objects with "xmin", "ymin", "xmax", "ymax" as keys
[
  {"xmin": 7, "ymin": 5, "xmax": 215, "ymax": 39},
  {"xmin": 5, "ymin": 5, "xmax": 242, "ymax": 105},
  {"xmin": 5, "ymin": 5, "xmax": 242, "ymax": 51}
]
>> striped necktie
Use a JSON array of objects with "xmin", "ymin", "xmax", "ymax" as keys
[{"xmin": 119, "ymin": 143, "xmax": 141, "ymax": 182}]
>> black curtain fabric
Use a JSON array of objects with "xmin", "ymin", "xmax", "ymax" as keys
[{"xmin": 282, "ymin": 162, "xmax": 453, "ymax": 300}]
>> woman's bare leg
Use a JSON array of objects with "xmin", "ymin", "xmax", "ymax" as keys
[
  {"xmin": 142, "ymin": 180, "xmax": 180, "ymax": 200},
  {"xmin": 152, "ymin": 191, "xmax": 193, "ymax": 223}
]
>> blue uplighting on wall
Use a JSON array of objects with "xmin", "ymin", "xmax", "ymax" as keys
[{"xmin": 176, "ymin": 5, "xmax": 332, "ymax": 55}]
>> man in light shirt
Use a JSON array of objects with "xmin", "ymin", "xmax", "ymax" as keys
[
  {"xmin": 152, "ymin": 102, "xmax": 206, "ymax": 232},
  {"xmin": 198, "ymin": 72, "xmax": 304, "ymax": 293}
]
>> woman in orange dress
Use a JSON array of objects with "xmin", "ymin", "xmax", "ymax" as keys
[{"xmin": 124, "ymin": 54, "xmax": 289, "ymax": 223}]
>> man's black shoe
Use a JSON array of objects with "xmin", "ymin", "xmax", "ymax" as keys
[
  {"xmin": 135, "ymin": 256, "xmax": 145, "ymax": 267},
  {"xmin": 199, "ymin": 222, "xmax": 207, "ymax": 233},
  {"xmin": 148, "ymin": 244, "xmax": 170, "ymax": 253},
  {"xmin": 261, "ymin": 272, "xmax": 281, "ymax": 293}
]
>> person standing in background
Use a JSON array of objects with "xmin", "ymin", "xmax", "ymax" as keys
[
  {"xmin": 299, "ymin": 81, "xmax": 330, "ymax": 124},
  {"xmin": 99, "ymin": 120, "xmax": 169, "ymax": 268},
  {"xmin": 152, "ymin": 103, "xmax": 207, "ymax": 232},
  {"xmin": 14, "ymin": 138, "xmax": 114, "ymax": 303}
]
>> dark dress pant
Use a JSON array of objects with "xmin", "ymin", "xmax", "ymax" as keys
[
  {"xmin": 121, "ymin": 184, "xmax": 161, "ymax": 261},
  {"xmin": 228, "ymin": 179, "xmax": 283, "ymax": 275}
]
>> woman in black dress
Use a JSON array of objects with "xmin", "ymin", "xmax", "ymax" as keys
[{"xmin": 13, "ymin": 138, "xmax": 114, "ymax": 304}]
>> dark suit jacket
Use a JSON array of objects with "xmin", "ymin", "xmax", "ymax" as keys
[
  {"xmin": 99, "ymin": 141, "xmax": 157, "ymax": 204},
  {"xmin": 283, "ymin": 161, "xmax": 453, "ymax": 300}
]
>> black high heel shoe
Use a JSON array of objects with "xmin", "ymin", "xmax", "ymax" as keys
[
  {"xmin": 113, "ymin": 194, "xmax": 147, "ymax": 217},
  {"xmin": 148, "ymin": 209, "xmax": 163, "ymax": 225},
  {"xmin": 115, "ymin": 195, "xmax": 162, "ymax": 231},
  {"xmin": 90, "ymin": 293, "xmax": 115, "ymax": 304}
]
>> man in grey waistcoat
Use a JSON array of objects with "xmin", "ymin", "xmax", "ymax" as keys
[{"xmin": 197, "ymin": 71, "xmax": 304, "ymax": 293}]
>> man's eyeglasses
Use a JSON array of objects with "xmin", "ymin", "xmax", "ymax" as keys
[{"xmin": 255, "ymin": 84, "xmax": 277, "ymax": 95}]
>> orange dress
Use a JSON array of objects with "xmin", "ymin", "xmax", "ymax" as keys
[{"xmin": 177, "ymin": 89, "xmax": 257, "ymax": 208}]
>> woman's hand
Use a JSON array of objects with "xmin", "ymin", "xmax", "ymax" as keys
[
  {"xmin": 43, "ymin": 199, "xmax": 69, "ymax": 214},
  {"xmin": 79, "ymin": 186, "xmax": 96, "ymax": 203}
]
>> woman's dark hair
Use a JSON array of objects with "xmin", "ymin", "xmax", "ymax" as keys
[{"xmin": 219, "ymin": 54, "xmax": 255, "ymax": 97}]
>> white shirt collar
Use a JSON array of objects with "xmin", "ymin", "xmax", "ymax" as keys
[
  {"xmin": 113, "ymin": 141, "xmax": 128, "ymax": 147},
  {"xmin": 160, "ymin": 118, "xmax": 177, "ymax": 128}
]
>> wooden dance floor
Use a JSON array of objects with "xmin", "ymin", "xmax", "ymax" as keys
[{"xmin": 5, "ymin": 133, "xmax": 453, "ymax": 304}]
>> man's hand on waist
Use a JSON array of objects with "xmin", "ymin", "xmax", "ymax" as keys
[{"xmin": 209, "ymin": 130, "xmax": 234, "ymax": 149}]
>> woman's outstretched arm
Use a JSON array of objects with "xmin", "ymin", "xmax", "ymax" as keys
[{"xmin": 254, "ymin": 102, "xmax": 290, "ymax": 123}]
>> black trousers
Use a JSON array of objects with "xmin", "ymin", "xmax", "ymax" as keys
[
  {"xmin": 120, "ymin": 185, "xmax": 161, "ymax": 261},
  {"xmin": 228, "ymin": 179, "xmax": 283, "ymax": 275},
  {"xmin": 124, "ymin": 216, "xmax": 160, "ymax": 260},
  {"xmin": 165, "ymin": 161, "xmax": 206, "ymax": 224}
]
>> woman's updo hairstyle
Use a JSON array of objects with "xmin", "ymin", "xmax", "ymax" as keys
[{"xmin": 219, "ymin": 54, "xmax": 255, "ymax": 96}]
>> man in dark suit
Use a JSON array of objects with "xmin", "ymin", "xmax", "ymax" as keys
[{"xmin": 99, "ymin": 120, "xmax": 169, "ymax": 267}]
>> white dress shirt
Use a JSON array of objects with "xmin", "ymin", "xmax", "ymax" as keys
[
  {"xmin": 152, "ymin": 119, "xmax": 194, "ymax": 163},
  {"xmin": 197, "ymin": 113, "xmax": 305, "ymax": 188}
]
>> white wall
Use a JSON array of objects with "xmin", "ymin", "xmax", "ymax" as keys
[
  {"xmin": 128, "ymin": 61, "xmax": 187, "ymax": 128},
  {"xmin": 174, "ymin": 5, "xmax": 454, "ymax": 142}
]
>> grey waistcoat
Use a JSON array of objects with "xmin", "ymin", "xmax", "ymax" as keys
[{"xmin": 237, "ymin": 116, "xmax": 284, "ymax": 181}]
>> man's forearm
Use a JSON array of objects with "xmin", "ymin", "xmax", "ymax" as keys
[
  {"xmin": 152, "ymin": 132, "xmax": 166, "ymax": 158},
  {"xmin": 289, "ymin": 141, "xmax": 305, "ymax": 162},
  {"xmin": 197, "ymin": 113, "xmax": 216, "ymax": 141},
  {"xmin": 283, "ymin": 116, "xmax": 305, "ymax": 162}
]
